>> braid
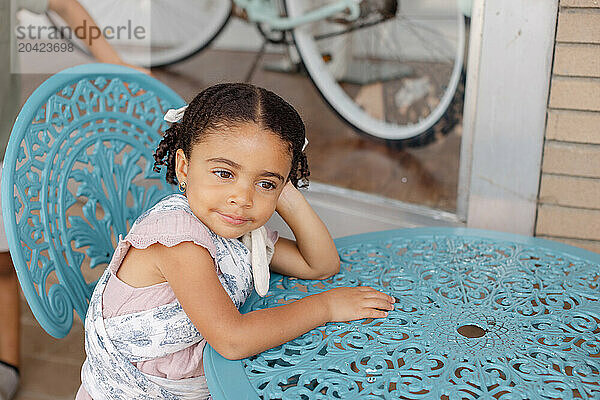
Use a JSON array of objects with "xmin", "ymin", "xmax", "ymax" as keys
[
  {"xmin": 152, "ymin": 122, "xmax": 182, "ymax": 185},
  {"xmin": 293, "ymin": 152, "xmax": 310, "ymax": 188},
  {"xmin": 153, "ymin": 83, "xmax": 310, "ymax": 188}
]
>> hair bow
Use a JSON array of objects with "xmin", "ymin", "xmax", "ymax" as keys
[{"xmin": 164, "ymin": 105, "xmax": 188, "ymax": 123}]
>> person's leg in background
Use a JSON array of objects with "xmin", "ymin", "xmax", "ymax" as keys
[
  {"xmin": 0, "ymin": 163, "xmax": 20, "ymax": 400},
  {"xmin": 0, "ymin": 252, "xmax": 19, "ymax": 400},
  {"xmin": 0, "ymin": 255, "xmax": 19, "ymax": 368}
]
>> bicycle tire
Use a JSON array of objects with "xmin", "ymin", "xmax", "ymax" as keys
[
  {"xmin": 284, "ymin": 0, "xmax": 465, "ymax": 146},
  {"xmin": 46, "ymin": 0, "xmax": 231, "ymax": 68}
]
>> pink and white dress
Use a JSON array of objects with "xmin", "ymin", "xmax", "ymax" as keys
[{"xmin": 77, "ymin": 194, "xmax": 278, "ymax": 399}]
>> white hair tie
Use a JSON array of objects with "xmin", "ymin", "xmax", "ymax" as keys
[
  {"xmin": 164, "ymin": 105, "xmax": 188, "ymax": 123},
  {"xmin": 303, "ymin": 137, "xmax": 309, "ymax": 151}
]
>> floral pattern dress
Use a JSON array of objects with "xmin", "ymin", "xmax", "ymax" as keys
[{"xmin": 77, "ymin": 194, "xmax": 278, "ymax": 399}]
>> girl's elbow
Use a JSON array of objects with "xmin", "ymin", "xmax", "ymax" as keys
[
  {"xmin": 218, "ymin": 347, "xmax": 245, "ymax": 360},
  {"xmin": 212, "ymin": 340, "xmax": 247, "ymax": 360},
  {"xmin": 315, "ymin": 258, "xmax": 340, "ymax": 280},
  {"xmin": 211, "ymin": 328, "xmax": 256, "ymax": 360},
  {"xmin": 207, "ymin": 327, "xmax": 247, "ymax": 360},
  {"xmin": 329, "ymin": 255, "xmax": 341, "ymax": 276}
]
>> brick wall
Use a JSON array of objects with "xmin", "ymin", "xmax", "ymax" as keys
[{"xmin": 535, "ymin": 0, "xmax": 600, "ymax": 253}]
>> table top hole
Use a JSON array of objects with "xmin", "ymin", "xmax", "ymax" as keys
[{"xmin": 457, "ymin": 324, "xmax": 486, "ymax": 338}]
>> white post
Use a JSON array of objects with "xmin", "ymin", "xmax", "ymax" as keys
[
  {"xmin": 458, "ymin": 0, "xmax": 559, "ymax": 235},
  {"xmin": 457, "ymin": 0, "xmax": 485, "ymax": 221}
]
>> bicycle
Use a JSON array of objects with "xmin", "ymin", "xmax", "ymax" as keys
[{"xmin": 47, "ymin": 0, "xmax": 467, "ymax": 147}]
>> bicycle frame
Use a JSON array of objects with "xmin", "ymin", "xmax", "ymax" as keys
[
  {"xmin": 234, "ymin": 0, "xmax": 361, "ymax": 30},
  {"xmin": 235, "ymin": 0, "xmax": 473, "ymax": 31}
]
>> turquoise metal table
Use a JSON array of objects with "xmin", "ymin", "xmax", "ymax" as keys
[{"xmin": 203, "ymin": 227, "xmax": 600, "ymax": 399}]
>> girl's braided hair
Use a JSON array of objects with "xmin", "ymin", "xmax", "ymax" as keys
[{"xmin": 153, "ymin": 83, "xmax": 310, "ymax": 188}]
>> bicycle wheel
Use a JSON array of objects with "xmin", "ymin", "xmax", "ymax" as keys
[
  {"xmin": 284, "ymin": 0, "xmax": 465, "ymax": 146},
  {"xmin": 47, "ymin": 0, "xmax": 231, "ymax": 67}
]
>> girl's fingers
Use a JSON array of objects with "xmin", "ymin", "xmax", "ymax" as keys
[
  {"xmin": 362, "ymin": 298, "xmax": 395, "ymax": 311},
  {"xmin": 362, "ymin": 291, "xmax": 394, "ymax": 300},
  {"xmin": 362, "ymin": 308, "xmax": 389, "ymax": 318},
  {"xmin": 357, "ymin": 286, "xmax": 374, "ymax": 292},
  {"xmin": 360, "ymin": 290, "xmax": 395, "ymax": 303},
  {"xmin": 358, "ymin": 286, "xmax": 394, "ymax": 297}
]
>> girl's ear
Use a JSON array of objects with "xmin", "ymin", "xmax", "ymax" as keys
[{"xmin": 175, "ymin": 149, "xmax": 189, "ymax": 184}]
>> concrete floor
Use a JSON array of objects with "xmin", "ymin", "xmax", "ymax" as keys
[
  {"xmin": 14, "ymin": 303, "xmax": 85, "ymax": 400},
  {"xmin": 13, "ymin": 49, "xmax": 462, "ymax": 399}
]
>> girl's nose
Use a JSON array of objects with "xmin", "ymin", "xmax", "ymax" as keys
[{"xmin": 227, "ymin": 183, "xmax": 253, "ymax": 208}]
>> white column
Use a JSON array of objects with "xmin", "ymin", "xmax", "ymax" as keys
[{"xmin": 458, "ymin": 0, "xmax": 559, "ymax": 235}]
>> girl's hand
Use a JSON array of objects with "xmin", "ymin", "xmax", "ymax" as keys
[
  {"xmin": 276, "ymin": 181, "xmax": 300, "ymax": 214},
  {"xmin": 321, "ymin": 287, "xmax": 395, "ymax": 322}
]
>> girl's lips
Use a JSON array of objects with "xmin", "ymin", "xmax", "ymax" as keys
[{"xmin": 218, "ymin": 212, "xmax": 250, "ymax": 225}]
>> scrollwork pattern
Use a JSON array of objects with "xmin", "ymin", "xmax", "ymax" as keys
[
  {"xmin": 241, "ymin": 234, "xmax": 600, "ymax": 399},
  {"xmin": 6, "ymin": 71, "xmax": 178, "ymax": 337}
]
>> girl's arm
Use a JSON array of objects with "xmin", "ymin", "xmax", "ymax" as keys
[
  {"xmin": 269, "ymin": 182, "xmax": 340, "ymax": 280},
  {"xmin": 158, "ymin": 241, "xmax": 394, "ymax": 360}
]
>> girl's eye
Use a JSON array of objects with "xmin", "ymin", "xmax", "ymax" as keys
[
  {"xmin": 214, "ymin": 170, "xmax": 233, "ymax": 179},
  {"xmin": 258, "ymin": 181, "xmax": 276, "ymax": 190}
]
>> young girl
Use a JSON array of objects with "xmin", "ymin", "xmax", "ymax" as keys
[{"xmin": 76, "ymin": 83, "xmax": 395, "ymax": 399}]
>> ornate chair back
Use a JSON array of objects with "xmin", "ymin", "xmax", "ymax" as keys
[{"xmin": 1, "ymin": 64, "xmax": 184, "ymax": 338}]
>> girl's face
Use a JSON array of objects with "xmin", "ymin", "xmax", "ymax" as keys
[{"xmin": 175, "ymin": 122, "xmax": 292, "ymax": 239}]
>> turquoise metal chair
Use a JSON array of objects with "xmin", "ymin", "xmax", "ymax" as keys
[{"xmin": 1, "ymin": 64, "xmax": 184, "ymax": 338}]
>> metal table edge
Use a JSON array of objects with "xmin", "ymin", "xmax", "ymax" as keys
[
  {"xmin": 203, "ymin": 226, "xmax": 600, "ymax": 398},
  {"xmin": 204, "ymin": 345, "xmax": 258, "ymax": 399},
  {"xmin": 332, "ymin": 227, "xmax": 600, "ymax": 263}
]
